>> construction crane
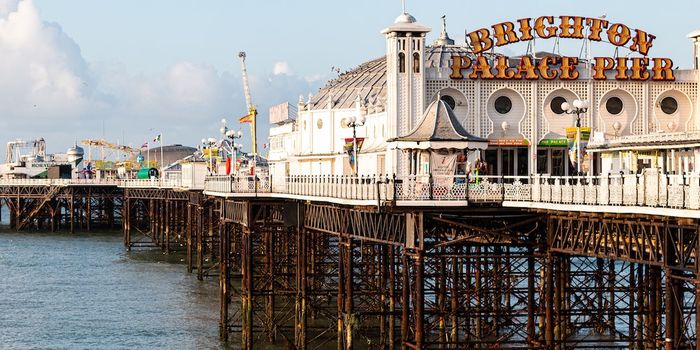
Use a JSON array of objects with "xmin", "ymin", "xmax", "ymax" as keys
[
  {"xmin": 238, "ymin": 51, "xmax": 257, "ymax": 171},
  {"xmin": 80, "ymin": 138, "xmax": 139, "ymax": 162}
]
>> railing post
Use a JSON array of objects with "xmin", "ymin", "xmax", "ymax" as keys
[
  {"xmin": 682, "ymin": 172, "xmax": 686, "ymax": 208},
  {"xmin": 465, "ymin": 173, "xmax": 470, "ymax": 202},
  {"xmin": 428, "ymin": 173, "xmax": 434, "ymax": 200},
  {"xmin": 665, "ymin": 172, "xmax": 670, "ymax": 207},
  {"xmin": 392, "ymin": 174, "xmax": 397, "ymax": 201},
  {"xmin": 501, "ymin": 174, "xmax": 506, "ymax": 202}
]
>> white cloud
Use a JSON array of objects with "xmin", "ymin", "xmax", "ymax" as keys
[
  {"xmin": 0, "ymin": 0, "xmax": 324, "ymax": 155},
  {"xmin": 272, "ymin": 61, "xmax": 290, "ymax": 75}
]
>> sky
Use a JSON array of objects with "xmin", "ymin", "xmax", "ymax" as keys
[{"xmin": 1, "ymin": 0, "xmax": 699, "ymax": 156}]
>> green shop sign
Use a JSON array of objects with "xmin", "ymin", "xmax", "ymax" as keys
[{"xmin": 538, "ymin": 138, "xmax": 569, "ymax": 147}]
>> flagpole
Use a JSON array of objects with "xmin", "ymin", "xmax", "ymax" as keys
[
  {"xmin": 160, "ymin": 133, "xmax": 164, "ymax": 172},
  {"xmin": 147, "ymin": 142, "xmax": 150, "ymax": 169}
]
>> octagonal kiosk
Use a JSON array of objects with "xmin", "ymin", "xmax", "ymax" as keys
[{"xmin": 389, "ymin": 97, "xmax": 488, "ymax": 200}]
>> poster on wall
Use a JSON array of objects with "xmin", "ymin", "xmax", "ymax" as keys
[
  {"xmin": 566, "ymin": 127, "xmax": 591, "ymax": 172},
  {"xmin": 430, "ymin": 153, "xmax": 458, "ymax": 185}
]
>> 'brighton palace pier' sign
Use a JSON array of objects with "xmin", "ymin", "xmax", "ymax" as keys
[{"xmin": 450, "ymin": 16, "xmax": 675, "ymax": 81}]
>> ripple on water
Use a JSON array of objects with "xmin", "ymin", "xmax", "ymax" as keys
[{"xmin": 0, "ymin": 231, "xmax": 227, "ymax": 350}]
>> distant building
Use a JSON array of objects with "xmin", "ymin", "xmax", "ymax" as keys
[{"xmin": 142, "ymin": 144, "xmax": 197, "ymax": 167}]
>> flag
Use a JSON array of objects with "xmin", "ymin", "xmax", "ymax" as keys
[
  {"xmin": 239, "ymin": 114, "xmax": 252, "ymax": 123},
  {"xmin": 141, "ymin": 142, "xmax": 148, "ymax": 150},
  {"xmin": 153, "ymin": 134, "xmax": 161, "ymax": 142}
]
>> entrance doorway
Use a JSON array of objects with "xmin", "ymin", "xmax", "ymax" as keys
[
  {"xmin": 483, "ymin": 147, "xmax": 528, "ymax": 176},
  {"xmin": 537, "ymin": 148, "xmax": 575, "ymax": 176}
]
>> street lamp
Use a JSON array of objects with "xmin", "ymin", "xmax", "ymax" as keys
[
  {"xmin": 562, "ymin": 99, "xmax": 590, "ymax": 175},
  {"xmin": 201, "ymin": 137, "xmax": 218, "ymax": 175},
  {"xmin": 346, "ymin": 115, "xmax": 366, "ymax": 175}
]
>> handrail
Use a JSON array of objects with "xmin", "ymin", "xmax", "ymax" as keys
[{"xmin": 200, "ymin": 172, "xmax": 700, "ymax": 210}]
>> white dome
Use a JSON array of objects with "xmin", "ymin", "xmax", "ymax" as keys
[
  {"xmin": 67, "ymin": 145, "xmax": 84, "ymax": 157},
  {"xmin": 394, "ymin": 12, "xmax": 416, "ymax": 24}
]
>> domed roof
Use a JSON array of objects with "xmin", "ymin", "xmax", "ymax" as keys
[
  {"xmin": 308, "ymin": 57, "xmax": 386, "ymax": 110},
  {"xmin": 391, "ymin": 97, "xmax": 487, "ymax": 150},
  {"xmin": 394, "ymin": 12, "xmax": 416, "ymax": 24},
  {"xmin": 67, "ymin": 144, "xmax": 84, "ymax": 156},
  {"xmin": 688, "ymin": 29, "xmax": 700, "ymax": 38}
]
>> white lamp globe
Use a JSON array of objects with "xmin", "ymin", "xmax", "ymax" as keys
[
  {"xmin": 201, "ymin": 138, "xmax": 207, "ymax": 145},
  {"xmin": 359, "ymin": 116, "xmax": 366, "ymax": 125},
  {"xmin": 561, "ymin": 102, "xmax": 570, "ymax": 112},
  {"xmin": 220, "ymin": 126, "xmax": 226, "ymax": 135},
  {"xmin": 582, "ymin": 99, "xmax": 590, "ymax": 109},
  {"xmin": 237, "ymin": 131, "xmax": 242, "ymax": 137},
  {"xmin": 573, "ymin": 100, "xmax": 583, "ymax": 109},
  {"xmin": 208, "ymin": 137, "xmax": 217, "ymax": 144}
]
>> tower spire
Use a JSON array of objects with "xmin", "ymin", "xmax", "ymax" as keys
[{"xmin": 401, "ymin": 0, "xmax": 406, "ymax": 14}]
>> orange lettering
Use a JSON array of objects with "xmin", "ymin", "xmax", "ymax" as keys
[
  {"xmin": 450, "ymin": 56, "xmax": 472, "ymax": 79},
  {"xmin": 651, "ymin": 58, "xmax": 675, "ymax": 81},
  {"xmin": 592, "ymin": 57, "xmax": 615, "ymax": 80},
  {"xmin": 534, "ymin": 16, "xmax": 557, "ymax": 39},
  {"xmin": 630, "ymin": 57, "xmax": 650, "ymax": 80},
  {"xmin": 494, "ymin": 56, "xmax": 516, "ymax": 79},
  {"xmin": 560, "ymin": 57, "xmax": 579, "ymax": 80},
  {"xmin": 537, "ymin": 56, "xmax": 558, "ymax": 79},
  {"xmin": 515, "ymin": 56, "xmax": 538, "ymax": 80},
  {"xmin": 630, "ymin": 29, "xmax": 656, "ymax": 56},
  {"xmin": 517, "ymin": 18, "xmax": 534, "ymax": 41},
  {"xmin": 559, "ymin": 16, "xmax": 585, "ymax": 39},
  {"xmin": 469, "ymin": 55, "xmax": 495, "ymax": 79},
  {"xmin": 616, "ymin": 57, "xmax": 629, "ymax": 80},
  {"xmin": 607, "ymin": 23, "xmax": 631, "ymax": 47},
  {"xmin": 586, "ymin": 18, "xmax": 609, "ymax": 41},
  {"xmin": 467, "ymin": 28, "xmax": 493, "ymax": 54},
  {"xmin": 492, "ymin": 21, "xmax": 520, "ymax": 46}
]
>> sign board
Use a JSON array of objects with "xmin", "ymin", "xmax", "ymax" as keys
[
  {"xmin": 269, "ymin": 102, "xmax": 292, "ymax": 124},
  {"xmin": 538, "ymin": 138, "xmax": 569, "ymax": 147},
  {"xmin": 488, "ymin": 139, "xmax": 530, "ymax": 146},
  {"xmin": 451, "ymin": 16, "xmax": 675, "ymax": 82}
]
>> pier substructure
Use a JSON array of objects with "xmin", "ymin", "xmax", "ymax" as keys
[
  {"xmin": 0, "ymin": 184, "xmax": 121, "ymax": 232},
  {"xmin": 211, "ymin": 197, "xmax": 700, "ymax": 350},
  {"xmin": 123, "ymin": 188, "xmax": 190, "ymax": 254}
]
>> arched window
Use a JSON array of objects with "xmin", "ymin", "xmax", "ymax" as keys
[
  {"xmin": 398, "ymin": 53, "xmax": 406, "ymax": 73},
  {"xmin": 413, "ymin": 52, "xmax": 420, "ymax": 73}
]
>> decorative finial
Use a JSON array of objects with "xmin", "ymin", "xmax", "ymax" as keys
[
  {"xmin": 442, "ymin": 15, "xmax": 446, "ymax": 33},
  {"xmin": 401, "ymin": 0, "xmax": 406, "ymax": 14}
]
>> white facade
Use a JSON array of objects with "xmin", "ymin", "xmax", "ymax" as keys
[{"xmin": 268, "ymin": 11, "xmax": 700, "ymax": 178}]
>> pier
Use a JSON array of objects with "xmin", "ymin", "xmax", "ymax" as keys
[{"xmin": 2, "ymin": 173, "xmax": 699, "ymax": 349}]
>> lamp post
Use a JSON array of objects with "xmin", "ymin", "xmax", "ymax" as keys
[
  {"xmin": 561, "ymin": 99, "xmax": 590, "ymax": 175},
  {"xmin": 201, "ymin": 137, "xmax": 218, "ymax": 175},
  {"xmin": 220, "ymin": 118, "xmax": 243, "ymax": 175},
  {"xmin": 346, "ymin": 115, "xmax": 366, "ymax": 175}
]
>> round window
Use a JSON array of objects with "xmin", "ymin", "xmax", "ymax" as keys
[
  {"xmin": 660, "ymin": 97, "xmax": 678, "ymax": 115},
  {"xmin": 317, "ymin": 119, "xmax": 323, "ymax": 129},
  {"xmin": 440, "ymin": 95, "xmax": 456, "ymax": 110},
  {"xmin": 605, "ymin": 97, "xmax": 623, "ymax": 115},
  {"xmin": 494, "ymin": 96, "xmax": 512, "ymax": 114},
  {"xmin": 550, "ymin": 96, "xmax": 567, "ymax": 115}
]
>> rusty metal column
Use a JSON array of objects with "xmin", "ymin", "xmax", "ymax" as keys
[
  {"xmin": 219, "ymin": 221, "xmax": 230, "ymax": 340},
  {"xmin": 401, "ymin": 252, "xmax": 410, "ymax": 350},
  {"xmin": 337, "ymin": 237, "xmax": 354, "ymax": 350},
  {"xmin": 196, "ymin": 206, "xmax": 204, "ymax": 280},
  {"xmin": 241, "ymin": 226, "xmax": 253, "ymax": 350},
  {"xmin": 527, "ymin": 246, "xmax": 536, "ymax": 344},
  {"xmin": 295, "ymin": 226, "xmax": 307, "ymax": 350},
  {"xmin": 164, "ymin": 199, "xmax": 171, "ymax": 254},
  {"xmin": 186, "ymin": 203, "xmax": 193, "ymax": 273},
  {"xmin": 544, "ymin": 251, "xmax": 555, "ymax": 350},
  {"xmin": 265, "ymin": 227, "xmax": 277, "ymax": 342},
  {"xmin": 414, "ymin": 251, "xmax": 425, "ymax": 350}
]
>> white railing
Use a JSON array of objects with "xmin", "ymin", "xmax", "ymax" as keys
[
  {"xmin": 203, "ymin": 171, "xmax": 700, "ymax": 211},
  {"xmin": 0, "ymin": 178, "xmax": 121, "ymax": 186},
  {"xmin": 204, "ymin": 175, "xmax": 272, "ymax": 194}
]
